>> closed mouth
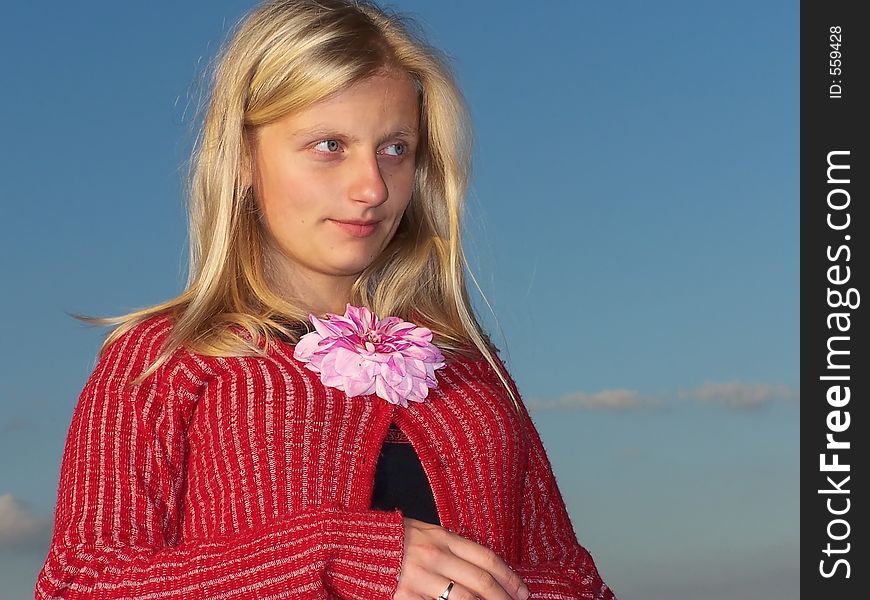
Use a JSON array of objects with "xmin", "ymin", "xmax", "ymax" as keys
[{"xmin": 331, "ymin": 219, "xmax": 380, "ymax": 226}]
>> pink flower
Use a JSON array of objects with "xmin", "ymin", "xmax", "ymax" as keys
[{"xmin": 293, "ymin": 304, "xmax": 446, "ymax": 408}]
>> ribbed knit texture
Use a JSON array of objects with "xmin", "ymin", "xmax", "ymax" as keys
[{"xmin": 35, "ymin": 314, "xmax": 616, "ymax": 599}]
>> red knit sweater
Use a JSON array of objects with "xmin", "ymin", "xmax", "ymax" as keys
[{"xmin": 35, "ymin": 314, "xmax": 616, "ymax": 599}]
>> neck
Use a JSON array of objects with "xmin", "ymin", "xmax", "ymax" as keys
[
  {"xmin": 265, "ymin": 255, "xmax": 356, "ymax": 317},
  {"xmin": 296, "ymin": 275, "xmax": 356, "ymax": 316}
]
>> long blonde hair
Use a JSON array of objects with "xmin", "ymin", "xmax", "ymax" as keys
[{"xmin": 73, "ymin": 0, "xmax": 518, "ymax": 410}]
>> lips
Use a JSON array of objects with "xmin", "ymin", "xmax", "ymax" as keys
[
  {"xmin": 329, "ymin": 219, "xmax": 381, "ymax": 238},
  {"xmin": 333, "ymin": 219, "xmax": 380, "ymax": 226}
]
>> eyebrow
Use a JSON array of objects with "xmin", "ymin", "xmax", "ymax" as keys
[{"xmin": 290, "ymin": 125, "xmax": 419, "ymax": 143}]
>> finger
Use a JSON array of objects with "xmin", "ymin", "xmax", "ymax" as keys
[
  {"xmin": 402, "ymin": 567, "xmax": 479, "ymax": 600},
  {"xmin": 431, "ymin": 550, "xmax": 516, "ymax": 600},
  {"xmin": 443, "ymin": 536, "xmax": 527, "ymax": 600}
]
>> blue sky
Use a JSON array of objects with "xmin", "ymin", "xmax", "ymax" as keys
[{"xmin": 0, "ymin": 1, "xmax": 798, "ymax": 598}]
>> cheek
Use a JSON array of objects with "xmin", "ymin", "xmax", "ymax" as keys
[
  {"xmin": 389, "ymin": 167, "xmax": 416, "ymax": 212},
  {"xmin": 258, "ymin": 169, "xmax": 323, "ymax": 226}
]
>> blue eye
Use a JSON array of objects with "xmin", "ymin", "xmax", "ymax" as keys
[
  {"xmin": 382, "ymin": 142, "xmax": 407, "ymax": 157},
  {"xmin": 312, "ymin": 139, "xmax": 410, "ymax": 158},
  {"xmin": 314, "ymin": 139, "xmax": 342, "ymax": 153}
]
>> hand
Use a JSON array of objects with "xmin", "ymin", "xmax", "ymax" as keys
[{"xmin": 394, "ymin": 517, "xmax": 530, "ymax": 600}]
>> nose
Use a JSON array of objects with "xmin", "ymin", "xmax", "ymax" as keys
[{"xmin": 346, "ymin": 153, "xmax": 389, "ymax": 207}]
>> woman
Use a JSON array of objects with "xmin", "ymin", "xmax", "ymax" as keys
[{"xmin": 35, "ymin": 1, "xmax": 616, "ymax": 598}]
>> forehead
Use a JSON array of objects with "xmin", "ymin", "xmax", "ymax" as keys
[{"xmin": 284, "ymin": 72, "xmax": 420, "ymax": 133}]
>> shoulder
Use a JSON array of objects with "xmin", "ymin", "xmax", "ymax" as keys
[
  {"xmin": 440, "ymin": 347, "xmax": 521, "ymax": 399},
  {"xmin": 98, "ymin": 314, "xmax": 175, "ymax": 369},
  {"xmin": 68, "ymin": 315, "xmax": 203, "ymax": 444},
  {"xmin": 87, "ymin": 313, "xmax": 196, "ymax": 396},
  {"xmin": 112, "ymin": 313, "xmax": 175, "ymax": 346},
  {"xmin": 444, "ymin": 345, "xmax": 514, "ymax": 379}
]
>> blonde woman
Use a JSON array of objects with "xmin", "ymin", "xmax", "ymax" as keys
[{"xmin": 35, "ymin": 1, "xmax": 616, "ymax": 598}]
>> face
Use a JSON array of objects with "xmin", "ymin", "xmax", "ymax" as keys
[{"xmin": 249, "ymin": 71, "xmax": 420, "ymax": 305}]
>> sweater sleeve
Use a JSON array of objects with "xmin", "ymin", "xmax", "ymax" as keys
[
  {"xmin": 34, "ymin": 316, "xmax": 405, "ymax": 600},
  {"xmin": 496, "ymin": 357, "xmax": 617, "ymax": 600}
]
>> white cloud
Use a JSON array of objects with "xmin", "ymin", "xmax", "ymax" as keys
[
  {"xmin": 526, "ymin": 381, "xmax": 798, "ymax": 411},
  {"xmin": 680, "ymin": 381, "xmax": 797, "ymax": 410},
  {"xmin": 0, "ymin": 494, "xmax": 52, "ymax": 550},
  {"xmin": 527, "ymin": 388, "xmax": 662, "ymax": 411}
]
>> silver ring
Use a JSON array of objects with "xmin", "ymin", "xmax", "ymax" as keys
[{"xmin": 437, "ymin": 580, "xmax": 455, "ymax": 600}]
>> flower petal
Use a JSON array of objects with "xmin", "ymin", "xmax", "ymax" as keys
[
  {"xmin": 311, "ymin": 314, "xmax": 342, "ymax": 338},
  {"xmin": 298, "ymin": 304, "xmax": 446, "ymax": 410},
  {"xmin": 334, "ymin": 347, "xmax": 364, "ymax": 377}
]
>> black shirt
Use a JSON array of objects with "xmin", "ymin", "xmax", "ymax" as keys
[{"xmin": 370, "ymin": 423, "xmax": 440, "ymax": 526}]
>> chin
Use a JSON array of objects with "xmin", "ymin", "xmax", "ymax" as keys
[
  {"xmin": 326, "ymin": 259, "xmax": 377, "ymax": 277},
  {"xmin": 329, "ymin": 248, "xmax": 386, "ymax": 273}
]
